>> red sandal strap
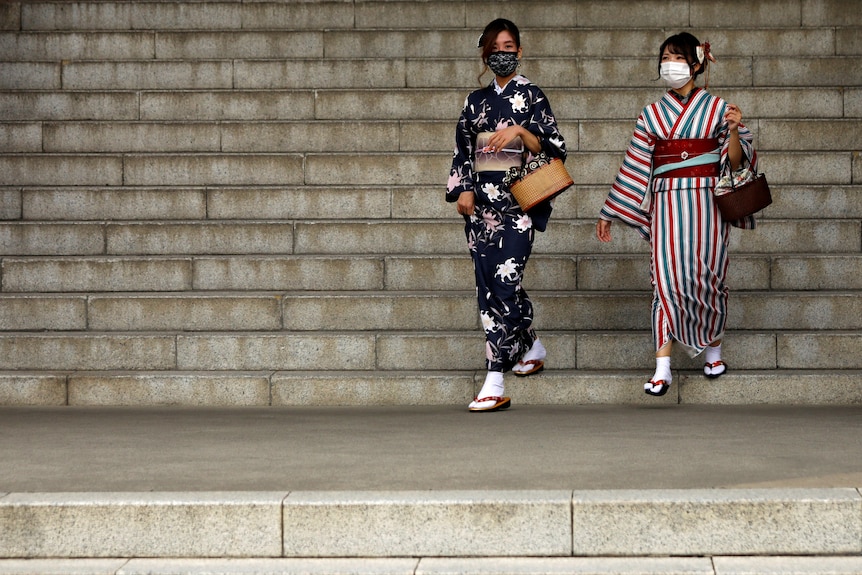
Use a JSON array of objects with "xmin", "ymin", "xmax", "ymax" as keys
[
  {"xmin": 704, "ymin": 361, "xmax": 725, "ymax": 368},
  {"xmin": 473, "ymin": 396, "xmax": 505, "ymax": 403}
]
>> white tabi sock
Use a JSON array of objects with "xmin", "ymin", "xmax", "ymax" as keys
[
  {"xmin": 651, "ymin": 356, "xmax": 672, "ymax": 385},
  {"xmin": 645, "ymin": 356, "xmax": 672, "ymax": 393},
  {"xmin": 704, "ymin": 344, "xmax": 725, "ymax": 376},
  {"xmin": 520, "ymin": 338, "xmax": 546, "ymax": 363},
  {"xmin": 705, "ymin": 344, "xmax": 722, "ymax": 364},
  {"xmin": 475, "ymin": 371, "xmax": 504, "ymax": 401},
  {"xmin": 513, "ymin": 338, "xmax": 547, "ymax": 374}
]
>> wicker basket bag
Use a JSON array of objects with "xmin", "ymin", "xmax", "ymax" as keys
[{"xmin": 509, "ymin": 155, "xmax": 573, "ymax": 211}]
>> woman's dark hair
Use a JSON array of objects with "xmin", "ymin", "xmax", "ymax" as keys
[
  {"xmin": 658, "ymin": 32, "xmax": 706, "ymax": 78},
  {"xmin": 477, "ymin": 18, "xmax": 520, "ymax": 83},
  {"xmin": 478, "ymin": 18, "xmax": 520, "ymax": 59}
]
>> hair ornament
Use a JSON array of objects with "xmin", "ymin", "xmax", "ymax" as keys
[
  {"xmin": 696, "ymin": 42, "xmax": 717, "ymax": 64},
  {"xmin": 697, "ymin": 42, "xmax": 716, "ymax": 89}
]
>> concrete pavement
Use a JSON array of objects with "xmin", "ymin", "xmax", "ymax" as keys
[
  {"xmin": 2, "ymin": 404, "xmax": 862, "ymax": 572},
  {"xmin": 2, "ymin": 404, "xmax": 861, "ymax": 492}
]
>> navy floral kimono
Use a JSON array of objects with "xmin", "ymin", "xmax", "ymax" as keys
[{"xmin": 446, "ymin": 74, "xmax": 567, "ymax": 372}]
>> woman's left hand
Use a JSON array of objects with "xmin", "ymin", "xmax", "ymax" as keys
[{"xmin": 724, "ymin": 104, "xmax": 742, "ymax": 132}]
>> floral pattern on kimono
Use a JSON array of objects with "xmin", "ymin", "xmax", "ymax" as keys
[{"xmin": 446, "ymin": 75, "xmax": 566, "ymax": 372}]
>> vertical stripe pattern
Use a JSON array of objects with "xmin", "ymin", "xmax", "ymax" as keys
[{"xmin": 601, "ymin": 88, "xmax": 757, "ymax": 356}]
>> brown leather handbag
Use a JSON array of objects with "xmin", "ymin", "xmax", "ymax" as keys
[{"xmin": 714, "ymin": 168, "xmax": 772, "ymax": 220}]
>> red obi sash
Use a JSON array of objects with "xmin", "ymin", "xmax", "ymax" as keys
[{"xmin": 653, "ymin": 138, "xmax": 720, "ymax": 179}]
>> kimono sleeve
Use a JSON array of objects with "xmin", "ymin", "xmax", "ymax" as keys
[
  {"xmin": 600, "ymin": 111, "xmax": 654, "ymax": 240},
  {"xmin": 522, "ymin": 85, "xmax": 567, "ymax": 231},
  {"xmin": 445, "ymin": 96, "xmax": 477, "ymax": 203},
  {"xmin": 527, "ymin": 86, "xmax": 567, "ymax": 161},
  {"xmin": 718, "ymin": 102, "xmax": 759, "ymax": 230}
]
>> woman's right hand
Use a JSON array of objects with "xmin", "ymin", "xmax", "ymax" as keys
[
  {"xmin": 596, "ymin": 219, "xmax": 612, "ymax": 242},
  {"xmin": 457, "ymin": 191, "xmax": 475, "ymax": 216}
]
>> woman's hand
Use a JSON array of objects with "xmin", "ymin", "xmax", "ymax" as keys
[
  {"xmin": 725, "ymin": 103, "xmax": 743, "ymax": 170},
  {"xmin": 596, "ymin": 219, "xmax": 612, "ymax": 242},
  {"xmin": 485, "ymin": 125, "xmax": 541, "ymax": 155},
  {"xmin": 724, "ymin": 104, "xmax": 742, "ymax": 132},
  {"xmin": 456, "ymin": 191, "xmax": 475, "ymax": 216}
]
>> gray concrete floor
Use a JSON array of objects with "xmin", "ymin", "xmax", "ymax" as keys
[{"xmin": 1, "ymin": 404, "xmax": 861, "ymax": 492}]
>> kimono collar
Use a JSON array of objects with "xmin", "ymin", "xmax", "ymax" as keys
[
  {"xmin": 668, "ymin": 86, "xmax": 701, "ymax": 106},
  {"xmin": 493, "ymin": 74, "xmax": 527, "ymax": 94}
]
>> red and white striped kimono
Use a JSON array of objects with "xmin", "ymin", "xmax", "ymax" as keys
[{"xmin": 600, "ymin": 88, "xmax": 757, "ymax": 356}]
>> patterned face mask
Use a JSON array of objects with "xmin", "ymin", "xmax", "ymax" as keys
[{"xmin": 486, "ymin": 51, "xmax": 519, "ymax": 77}]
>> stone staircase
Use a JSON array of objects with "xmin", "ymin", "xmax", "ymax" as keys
[
  {"xmin": 1, "ymin": 1, "xmax": 862, "ymax": 571},
  {"xmin": 2, "ymin": 0, "xmax": 861, "ymax": 408}
]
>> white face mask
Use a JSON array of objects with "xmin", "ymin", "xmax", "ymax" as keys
[{"xmin": 660, "ymin": 61, "xmax": 692, "ymax": 89}]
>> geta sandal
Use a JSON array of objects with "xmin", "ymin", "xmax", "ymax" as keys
[
  {"xmin": 704, "ymin": 360, "xmax": 728, "ymax": 379},
  {"xmin": 468, "ymin": 396, "xmax": 512, "ymax": 412},
  {"xmin": 513, "ymin": 359, "xmax": 544, "ymax": 377},
  {"xmin": 644, "ymin": 380, "xmax": 671, "ymax": 397}
]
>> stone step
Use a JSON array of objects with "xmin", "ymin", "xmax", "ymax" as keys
[
  {"xmin": 4, "ymin": 184, "xmax": 862, "ymax": 222},
  {"xmin": 2, "ymin": 556, "xmax": 862, "ymax": 575},
  {"xmin": 6, "ymin": 252, "xmax": 861, "ymax": 293},
  {"xmin": 0, "ymin": 330, "xmax": 859, "ymax": 372},
  {"xmin": 314, "ymin": 87, "xmax": 860, "ymax": 121},
  {"xmin": 279, "ymin": 291, "xmax": 862, "ymax": 332},
  {"xmin": 0, "ymin": 256, "xmax": 389, "ymax": 292},
  {"xmin": 1, "ymin": 88, "xmax": 857, "ymax": 122},
  {"xmin": 3, "ymin": 27, "xmax": 858, "ymax": 60},
  {"xmin": 4, "ymin": 55, "xmax": 860, "ymax": 90},
  {"xmin": 2, "ymin": 218, "xmax": 859, "ymax": 256},
  {"xmin": 14, "ymin": 2, "xmax": 352, "ymax": 32},
  {"xmin": 0, "ymin": 221, "xmax": 303, "ymax": 256},
  {"xmin": 0, "ymin": 489, "xmax": 859, "ymax": 559},
  {"xmin": 3, "ymin": 117, "xmax": 860, "ymax": 154},
  {"xmin": 9, "ymin": 0, "xmax": 862, "ymax": 32},
  {"xmin": 3, "ymin": 369, "xmax": 862, "ymax": 407},
  {"xmin": 2, "ymin": 289, "xmax": 860, "ymax": 332},
  {"xmin": 0, "ymin": 150, "xmax": 857, "ymax": 189}
]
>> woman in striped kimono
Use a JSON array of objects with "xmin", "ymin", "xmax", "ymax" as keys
[
  {"xmin": 596, "ymin": 32, "xmax": 757, "ymax": 397},
  {"xmin": 447, "ymin": 18, "xmax": 567, "ymax": 412}
]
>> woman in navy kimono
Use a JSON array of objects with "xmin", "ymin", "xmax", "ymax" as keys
[{"xmin": 446, "ymin": 18, "xmax": 567, "ymax": 412}]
